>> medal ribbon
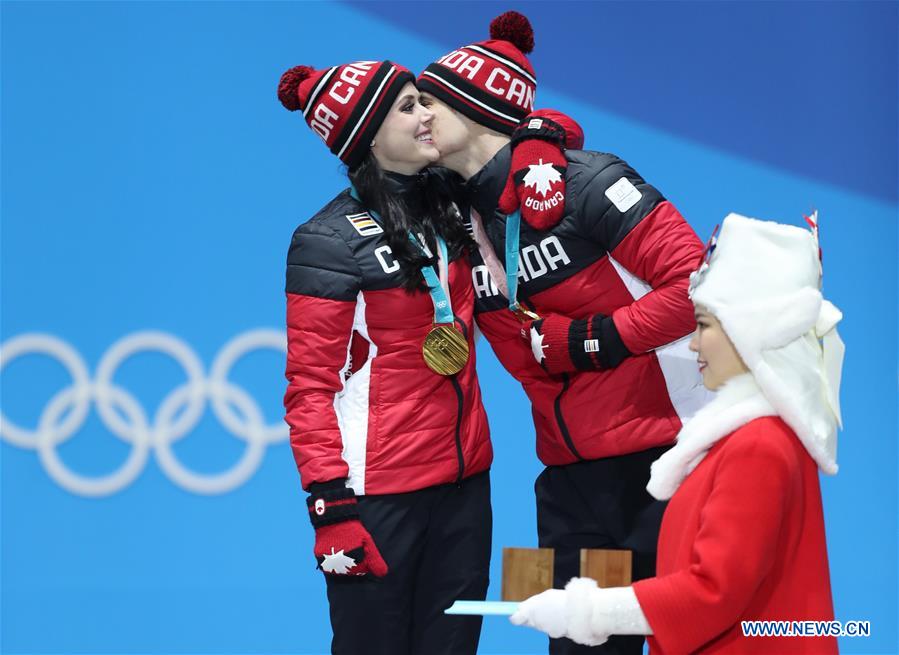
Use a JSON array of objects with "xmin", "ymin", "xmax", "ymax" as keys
[
  {"xmin": 504, "ymin": 209, "xmax": 524, "ymax": 314},
  {"xmin": 349, "ymin": 186, "xmax": 454, "ymax": 325},
  {"xmin": 503, "ymin": 210, "xmax": 539, "ymax": 319},
  {"xmin": 410, "ymin": 233, "xmax": 454, "ymax": 325}
]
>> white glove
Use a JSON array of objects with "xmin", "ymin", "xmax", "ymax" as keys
[
  {"xmin": 510, "ymin": 588, "xmax": 570, "ymax": 640},
  {"xmin": 510, "ymin": 578, "xmax": 651, "ymax": 646},
  {"xmin": 509, "ymin": 581, "xmax": 609, "ymax": 646}
]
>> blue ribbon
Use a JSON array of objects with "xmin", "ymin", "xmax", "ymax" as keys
[
  {"xmin": 504, "ymin": 210, "xmax": 525, "ymax": 314},
  {"xmin": 349, "ymin": 186, "xmax": 454, "ymax": 325},
  {"xmin": 410, "ymin": 233, "xmax": 454, "ymax": 325}
]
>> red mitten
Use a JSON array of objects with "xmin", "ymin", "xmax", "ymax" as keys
[
  {"xmin": 499, "ymin": 109, "xmax": 585, "ymax": 230},
  {"xmin": 525, "ymin": 313, "xmax": 631, "ymax": 375},
  {"xmin": 307, "ymin": 479, "xmax": 388, "ymax": 577}
]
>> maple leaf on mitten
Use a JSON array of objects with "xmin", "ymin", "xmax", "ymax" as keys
[
  {"xmin": 523, "ymin": 160, "xmax": 564, "ymax": 197},
  {"xmin": 313, "ymin": 520, "xmax": 387, "ymax": 576},
  {"xmin": 320, "ymin": 547, "xmax": 359, "ymax": 575},
  {"xmin": 499, "ymin": 109, "xmax": 584, "ymax": 230},
  {"xmin": 307, "ymin": 480, "xmax": 388, "ymax": 577}
]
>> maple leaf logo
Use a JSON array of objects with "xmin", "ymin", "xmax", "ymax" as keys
[
  {"xmin": 523, "ymin": 159, "xmax": 562, "ymax": 197},
  {"xmin": 529, "ymin": 326, "xmax": 547, "ymax": 363},
  {"xmin": 321, "ymin": 548, "xmax": 357, "ymax": 575}
]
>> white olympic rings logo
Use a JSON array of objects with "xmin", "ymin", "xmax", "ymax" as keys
[{"xmin": 0, "ymin": 330, "xmax": 287, "ymax": 497}]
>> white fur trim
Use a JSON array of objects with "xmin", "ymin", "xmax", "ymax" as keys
[
  {"xmin": 562, "ymin": 579, "xmax": 651, "ymax": 644},
  {"xmin": 753, "ymin": 350, "xmax": 838, "ymax": 474},
  {"xmin": 590, "ymin": 587, "xmax": 652, "ymax": 636},
  {"xmin": 565, "ymin": 578, "xmax": 605, "ymax": 647},
  {"xmin": 647, "ymin": 374, "xmax": 777, "ymax": 500},
  {"xmin": 706, "ymin": 288, "xmax": 821, "ymax": 366}
]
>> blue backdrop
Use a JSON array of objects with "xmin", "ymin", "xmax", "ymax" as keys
[{"xmin": 1, "ymin": 2, "xmax": 896, "ymax": 653}]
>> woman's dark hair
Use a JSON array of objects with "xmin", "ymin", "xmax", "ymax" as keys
[{"xmin": 348, "ymin": 154, "xmax": 475, "ymax": 292}]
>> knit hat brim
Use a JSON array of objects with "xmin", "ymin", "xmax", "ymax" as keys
[
  {"xmin": 337, "ymin": 67, "xmax": 415, "ymax": 169},
  {"xmin": 418, "ymin": 67, "xmax": 518, "ymax": 135}
]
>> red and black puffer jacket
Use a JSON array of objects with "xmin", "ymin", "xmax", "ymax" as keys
[
  {"xmin": 467, "ymin": 145, "xmax": 712, "ymax": 465},
  {"xmin": 283, "ymin": 187, "xmax": 491, "ymax": 495}
]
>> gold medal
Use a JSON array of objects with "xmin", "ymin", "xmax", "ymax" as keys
[
  {"xmin": 422, "ymin": 324, "xmax": 470, "ymax": 376},
  {"xmin": 511, "ymin": 305, "xmax": 541, "ymax": 322}
]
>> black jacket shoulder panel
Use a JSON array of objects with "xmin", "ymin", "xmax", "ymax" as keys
[
  {"xmin": 287, "ymin": 188, "xmax": 437, "ymax": 296},
  {"xmin": 286, "ymin": 191, "xmax": 365, "ymax": 301},
  {"xmin": 565, "ymin": 151, "xmax": 665, "ymax": 253}
]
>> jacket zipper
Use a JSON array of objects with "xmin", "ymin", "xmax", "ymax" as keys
[
  {"xmin": 518, "ymin": 299, "xmax": 583, "ymax": 462},
  {"xmin": 450, "ymin": 376, "xmax": 465, "ymax": 484},
  {"xmin": 554, "ymin": 373, "xmax": 584, "ymax": 460}
]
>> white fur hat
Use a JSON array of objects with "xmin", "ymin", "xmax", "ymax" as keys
[{"xmin": 689, "ymin": 212, "xmax": 844, "ymax": 474}]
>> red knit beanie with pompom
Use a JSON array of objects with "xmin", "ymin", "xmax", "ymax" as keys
[
  {"xmin": 418, "ymin": 11, "xmax": 536, "ymax": 134},
  {"xmin": 277, "ymin": 60, "xmax": 414, "ymax": 168}
]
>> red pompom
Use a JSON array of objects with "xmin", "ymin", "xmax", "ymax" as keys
[
  {"xmin": 489, "ymin": 11, "xmax": 534, "ymax": 54},
  {"xmin": 278, "ymin": 65, "xmax": 316, "ymax": 112}
]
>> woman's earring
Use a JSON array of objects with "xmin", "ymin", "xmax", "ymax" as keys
[{"xmin": 370, "ymin": 139, "xmax": 377, "ymax": 147}]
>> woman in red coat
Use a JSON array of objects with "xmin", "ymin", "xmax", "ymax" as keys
[{"xmin": 511, "ymin": 212, "xmax": 845, "ymax": 654}]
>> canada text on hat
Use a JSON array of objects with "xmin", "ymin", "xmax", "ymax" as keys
[
  {"xmin": 278, "ymin": 60, "xmax": 414, "ymax": 169},
  {"xmin": 418, "ymin": 11, "xmax": 536, "ymax": 135}
]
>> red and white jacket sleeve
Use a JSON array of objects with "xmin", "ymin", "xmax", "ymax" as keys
[
  {"xmin": 580, "ymin": 159, "xmax": 704, "ymax": 354},
  {"xmin": 283, "ymin": 220, "xmax": 362, "ymax": 490}
]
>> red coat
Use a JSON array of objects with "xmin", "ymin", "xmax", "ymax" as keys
[{"xmin": 633, "ymin": 417, "xmax": 837, "ymax": 654}]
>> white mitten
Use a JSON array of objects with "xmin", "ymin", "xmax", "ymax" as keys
[
  {"xmin": 565, "ymin": 578, "xmax": 610, "ymax": 646},
  {"xmin": 566, "ymin": 578, "xmax": 652, "ymax": 645},
  {"xmin": 509, "ymin": 588, "xmax": 568, "ymax": 639},
  {"xmin": 511, "ymin": 579, "xmax": 651, "ymax": 646}
]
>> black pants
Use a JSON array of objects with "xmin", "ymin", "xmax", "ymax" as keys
[
  {"xmin": 325, "ymin": 471, "xmax": 492, "ymax": 655},
  {"xmin": 536, "ymin": 447, "xmax": 668, "ymax": 655}
]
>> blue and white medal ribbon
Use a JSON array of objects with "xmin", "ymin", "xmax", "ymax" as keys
[
  {"xmin": 505, "ymin": 210, "xmax": 541, "ymax": 321},
  {"xmin": 350, "ymin": 186, "xmax": 469, "ymax": 375},
  {"xmin": 408, "ymin": 232, "xmax": 470, "ymax": 376},
  {"xmin": 409, "ymin": 233, "xmax": 454, "ymax": 325}
]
